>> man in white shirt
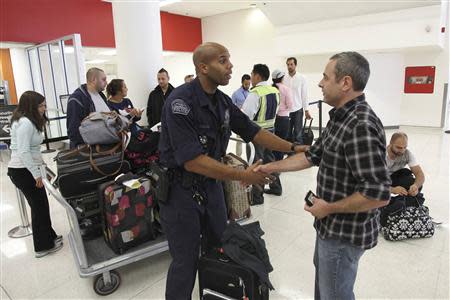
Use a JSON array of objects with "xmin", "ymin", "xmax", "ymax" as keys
[
  {"xmin": 387, "ymin": 132, "xmax": 425, "ymax": 196},
  {"xmin": 284, "ymin": 57, "xmax": 312, "ymax": 144},
  {"xmin": 67, "ymin": 67, "xmax": 110, "ymax": 148}
]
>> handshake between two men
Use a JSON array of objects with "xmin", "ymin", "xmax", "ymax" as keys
[{"xmin": 236, "ymin": 142, "xmax": 332, "ymax": 221}]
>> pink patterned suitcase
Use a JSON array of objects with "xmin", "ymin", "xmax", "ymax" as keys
[{"xmin": 98, "ymin": 177, "xmax": 156, "ymax": 254}]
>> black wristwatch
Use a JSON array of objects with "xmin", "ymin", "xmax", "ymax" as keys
[{"xmin": 290, "ymin": 142, "xmax": 300, "ymax": 152}]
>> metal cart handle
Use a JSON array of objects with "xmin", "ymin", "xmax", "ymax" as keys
[
  {"xmin": 229, "ymin": 136, "xmax": 255, "ymax": 165},
  {"xmin": 41, "ymin": 166, "xmax": 90, "ymax": 268}
]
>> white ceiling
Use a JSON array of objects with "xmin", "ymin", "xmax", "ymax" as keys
[
  {"xmin": 161, "ymin": 0, "xmax": 440, "ymax": 25},
  {"xmin": 161, "ymin": 1, "xmax": 255, "ymax": 18}
]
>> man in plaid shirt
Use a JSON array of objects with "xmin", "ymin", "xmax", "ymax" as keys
[{"xmin": 257, "ymin": 52, "xmax": 391, "ymax": 299}]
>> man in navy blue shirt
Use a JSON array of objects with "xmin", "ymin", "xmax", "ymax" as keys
[
  {"xmin": 158, "ymin": 42, "xmax": 307, "ymax": 300},
  {"xmin": 231, "ymin": 74, "xmax": 251, "ymax": 109}
]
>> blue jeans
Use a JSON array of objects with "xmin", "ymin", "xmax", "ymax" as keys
[{"xmin": 313, "ymin": 234, "xmax": 365, "ymax": 300}]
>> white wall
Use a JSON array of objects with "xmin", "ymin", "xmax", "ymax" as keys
[
  {"xmin": 365, "ymin": 53, "xmax": 404, "ymax": 127},
  {"xmin": 162, "ymin": 52, "xmax": 195, "ymax": 88},
  {"xmin": 401, "ymin": 48, "xmax": 449, "ymax": 127},
  {"xmin": 274, "ymin": 6, "xmax": 443, "ymax": 57},
  {"xmin": 294, "ymin": 53, "xmax": 404, "ymax": 128},
  {"xmin": 202, "ymin": 6, "xmax": 448, "ymax": 128},
  {"xmin": 202, "ymin": 9, "xmax": 284, "ymax": 96},
  {"xmin": 9, "ymin": 48, "xmax": 33, "ymax": 98}
]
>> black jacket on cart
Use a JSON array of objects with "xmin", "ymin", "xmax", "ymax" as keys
[
  {"xmin": 221, "ymin": 221, "xmax": 274, "ymax": 290},
  {"xmin": 146, "ymin": 84, "xmax": 174, "ymax": 128}
]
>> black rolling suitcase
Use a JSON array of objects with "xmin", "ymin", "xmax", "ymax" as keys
[
  {"xmin": 67, "ymin": 191, "xmax": 101, "ymax": 219},
  {"xmin": 199, "ymin": 249, "xmax": 269, "ymax": 300},
  {"xmin": 55, "ymin": 144, "xmax": 130, "ymax": 239},
  {"xmin": 199, "ymin": 221, "xmax": 272, "ymax": 300},
  {"xmin": 66, "ymin": 191, "xmax": 103, "ymax": 240},
  {"xmin": 301, "ymin": 118, "xmax": 314, "ymax": 146},
  {"xmin": 55, "ymin": 144, "xmax": 130, "ymax": 198}
]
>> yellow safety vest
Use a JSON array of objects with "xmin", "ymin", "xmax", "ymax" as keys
[{"xmin": 251, "ymin": 85, "xmax": 280, "ymax": 129}]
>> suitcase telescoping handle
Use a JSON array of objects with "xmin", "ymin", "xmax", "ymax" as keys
[
  {"xmin": 303, "ymin": 118, "xmax": 313, "ymax": 130},
  {"xmin": 82, "ymin": 176, "xmax": 109, "ymax": 184},
  {"xmin": 202, "ymin": 288, "xmax": 239, "ymax": 300},
  {"xmin": 229, "ymin": 136, "xmax": 255, "ymax": 165}
]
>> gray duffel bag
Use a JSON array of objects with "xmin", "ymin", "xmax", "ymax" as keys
[{"xmin": 79, "ymin": 111, "xmax": 130, "ymax": 145}]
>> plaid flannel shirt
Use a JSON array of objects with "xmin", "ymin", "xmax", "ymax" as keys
[{"xmin": 305, "ymin": 94, "xmax": 391, "ymax": 249}]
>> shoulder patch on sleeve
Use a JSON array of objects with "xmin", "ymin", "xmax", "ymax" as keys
[{"xmin": 171, "ymin": 99, "xmax": 191, "ymax": 116}]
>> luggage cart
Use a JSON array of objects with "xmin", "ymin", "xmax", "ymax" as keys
[
  {"xmin": 42, "ymin": 167, "xmax": 169, "ymax": 296},
  {"xmin": 41, "ymin": 138, "xmax": 253, "ymax": 296}
]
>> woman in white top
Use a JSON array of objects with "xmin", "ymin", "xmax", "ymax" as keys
[{"xmin": 8, "ymin": 91, "xmax": 63, "ymax": 258}]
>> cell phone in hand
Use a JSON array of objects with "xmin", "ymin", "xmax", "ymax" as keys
[{"xmin": 305, "ymin": 190, "xmax": 317, "ymax": 207}]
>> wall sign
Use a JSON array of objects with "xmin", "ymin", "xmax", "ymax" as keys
[
  {"xmin": 0, "ymin": 105, "xmax": 16, "ymax": 140},
  {"xmin": 404, "ymin": 66, "xmax": 436, "ymax": 94}
]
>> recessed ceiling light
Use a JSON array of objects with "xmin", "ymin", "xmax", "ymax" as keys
[{"xmin": 85, "ymin": 59, "xmax": 108, "ymax": 64}]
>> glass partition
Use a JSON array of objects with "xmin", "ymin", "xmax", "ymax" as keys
[{"xmin": 26, "ymin": 34, "xmax": 84, "ymax": 141}]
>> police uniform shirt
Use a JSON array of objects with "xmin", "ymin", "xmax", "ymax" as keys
[{"xmin": 159, "ymin": 78, "xmax": 261, "ymax": 169}]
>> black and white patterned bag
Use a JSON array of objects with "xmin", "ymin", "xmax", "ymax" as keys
[{"xmin": 381, "ymin": 204, "xmax": 435, "ymax": 241}]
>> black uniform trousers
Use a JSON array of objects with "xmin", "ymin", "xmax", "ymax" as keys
[
  {"xmin": 247, "ymin": 128, "xmax": 282, "ymax": 204},
  {"xmin": 273, "ymin": 115, "xmax": 290, "ymax": 161},
  {"xmin": 160, "ymin": 179, "xmax": 227, "ymax": 300},
  {"xmin": 8, "ymin": 168, "xmax": 57, "ymax": 252}
]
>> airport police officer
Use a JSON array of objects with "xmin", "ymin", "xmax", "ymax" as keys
[{"xmin": 158, "ymin": 42, "xmax": 306, "ymax": 299}]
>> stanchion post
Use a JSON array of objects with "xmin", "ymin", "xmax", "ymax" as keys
[
  {"xmin": 42, "ymin": 125, "xmax": 56, "ymax": 153},
  {"xmin": 318, "ymin": 100, "xmax": 323, "ymax": 138},
  {"xmin": 8, "ymin": 188, "xmax": 33, "ymax": 238}
]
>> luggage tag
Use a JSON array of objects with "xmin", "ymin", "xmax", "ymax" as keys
[
  {"xmin": 122, "ymin": 179, "xmax": 142, "ymax": 190},
  {"xmin": 121, "ymin": 230, "xmax": 134, "ymax": 243},
  {"xmin": 115, "ymin": 173, "xmax": 142, "ymax": 190}
]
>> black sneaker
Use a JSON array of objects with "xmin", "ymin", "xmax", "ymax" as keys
[{"xmin": 264, "ymin": 188, "xmax": 282, "ymax": 196}]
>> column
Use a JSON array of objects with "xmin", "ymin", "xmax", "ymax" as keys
[{"xmin": 111, "ymin": 0, "xmax": 163, "ymax": 126}]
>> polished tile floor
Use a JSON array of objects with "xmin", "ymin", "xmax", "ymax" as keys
[{"xmin": 1, "ymin": 126, "xmax": 448, "ymax": 299}]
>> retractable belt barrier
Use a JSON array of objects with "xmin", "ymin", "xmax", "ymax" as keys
[
  {"xmin": 42, "ymin": 116, "xmax": 68, "ymax": 153},
  {"xmin": 308, "ymin": 100, "xmax": 323, "ymax": 138}
]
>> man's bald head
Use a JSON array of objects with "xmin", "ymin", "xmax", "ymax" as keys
[
  {"xmin": 390, "ymin": 132, "xmax": 408, "ymax": 144},
  {"xmin": 86, "ymin": 67, "xmax": 104, "ymax": 83},
  {"xmin": 86, "ymin": 67, "xmax": 107, "ymax": 92},
  {"xmin": 193, "ymin": 42, "xmax": 228, "ymax": 72},
  {"xmin": 191, "ymin": 42, "xmax": 233, "ymax": 90}
]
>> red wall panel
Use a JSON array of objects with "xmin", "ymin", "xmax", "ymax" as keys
[
  {"xmin": 161, "ymin": 11, "xmax": 202, "ymax": 52},
  {"xmin": 404, "ymin": 66, "xmax": 436, "ymax": 94},
  {"xmin": 0, "ymin": 0, "xmax": 201, "ymax": 51}
]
